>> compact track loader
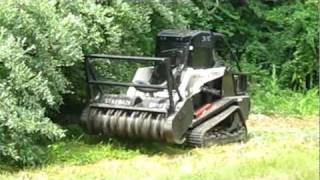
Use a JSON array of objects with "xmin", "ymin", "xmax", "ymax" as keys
[{"xmin": 80, "ymin": 30, "xmax": 250, "ymax": 146}]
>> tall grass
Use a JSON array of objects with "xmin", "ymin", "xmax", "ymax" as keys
[
  {"xmin": 252, "ymin": 87, "xmax": 318, "ymax": 116},
  {"xmin": 250, "ymin": 66, "xmax": 319, "ymax": 116}
]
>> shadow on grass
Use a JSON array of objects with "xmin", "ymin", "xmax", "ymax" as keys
[
  {"xmin": 45, "ymin": 124, "xmax": 191, "ymax": 165},
  {"xmin": 1, "ymin": 122, "xmax": 254, "ymax": 173},
  {"xmin": 0, "ymin": 123, "xmax": 191, "ymax": 173}
]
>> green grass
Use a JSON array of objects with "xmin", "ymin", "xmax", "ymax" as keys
[
  {"xmin": 45, "ymin": 136, "xmax": 186, "ymax": 166},
  {"xmin": 0, "ymin": 115, "xmax": 318, "ymax": 180},
  {"xmin": 251, "ymin": 87, "xmax": 319, "ymax": 116}
]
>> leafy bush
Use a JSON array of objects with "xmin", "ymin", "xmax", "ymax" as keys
[{"xmin": 0, "ymin": 29, "xmax": 65, "ymax": 165}]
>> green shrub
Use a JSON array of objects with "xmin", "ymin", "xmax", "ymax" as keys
[
  {"xmin": 0, "ymin": 0, "xmax": 92, "ymax": 165},
  {"xmin": 0, "ymin": 29, "xmax": 65, "ymax": 165}
]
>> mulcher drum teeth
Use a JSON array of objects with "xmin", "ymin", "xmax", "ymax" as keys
[{"xmin": 87, "ymin": 108, "xmax": 166, "ymax": 140}]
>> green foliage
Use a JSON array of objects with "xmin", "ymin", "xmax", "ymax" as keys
[
  {"xmin": 252, "ymin": 85, "xmax": 319, "ymax": 116},
  {"xmin": 188, "ymin": 0, "xmax": 318, "ymax": 90},
  {"xmin": 249, "ymin": 0, "xmax": 318, "ymax": 90},
  {"xmin": 0, "ymin": 29, "xmax": 65, "ymax": 165},
  {"xmin": 251, "ymin": 65, "xmax": 319, "ymax": 116}
]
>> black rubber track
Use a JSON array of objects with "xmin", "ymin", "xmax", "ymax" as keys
[{"xmin": 186, "ymin": 106, "xmax": 247, "ymax": 146}]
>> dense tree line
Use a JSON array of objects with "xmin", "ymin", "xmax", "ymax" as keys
[{"xmin": 0, "ymin": 0, "xmax": 317, "ymax": 165}]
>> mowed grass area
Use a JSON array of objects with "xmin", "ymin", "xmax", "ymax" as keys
[{"xmin": 0, "ymin": 115, "xmax": 318, "ymax": 180}]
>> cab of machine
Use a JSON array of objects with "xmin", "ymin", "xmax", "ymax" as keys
[{"xmin": 155, "ymin": 29, "xmax": 215, "ymax": 69}]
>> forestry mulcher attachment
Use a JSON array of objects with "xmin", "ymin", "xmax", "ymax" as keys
[{"xmin": 81, "ymin": 30, "xmax": 250, "ymax": 146}]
